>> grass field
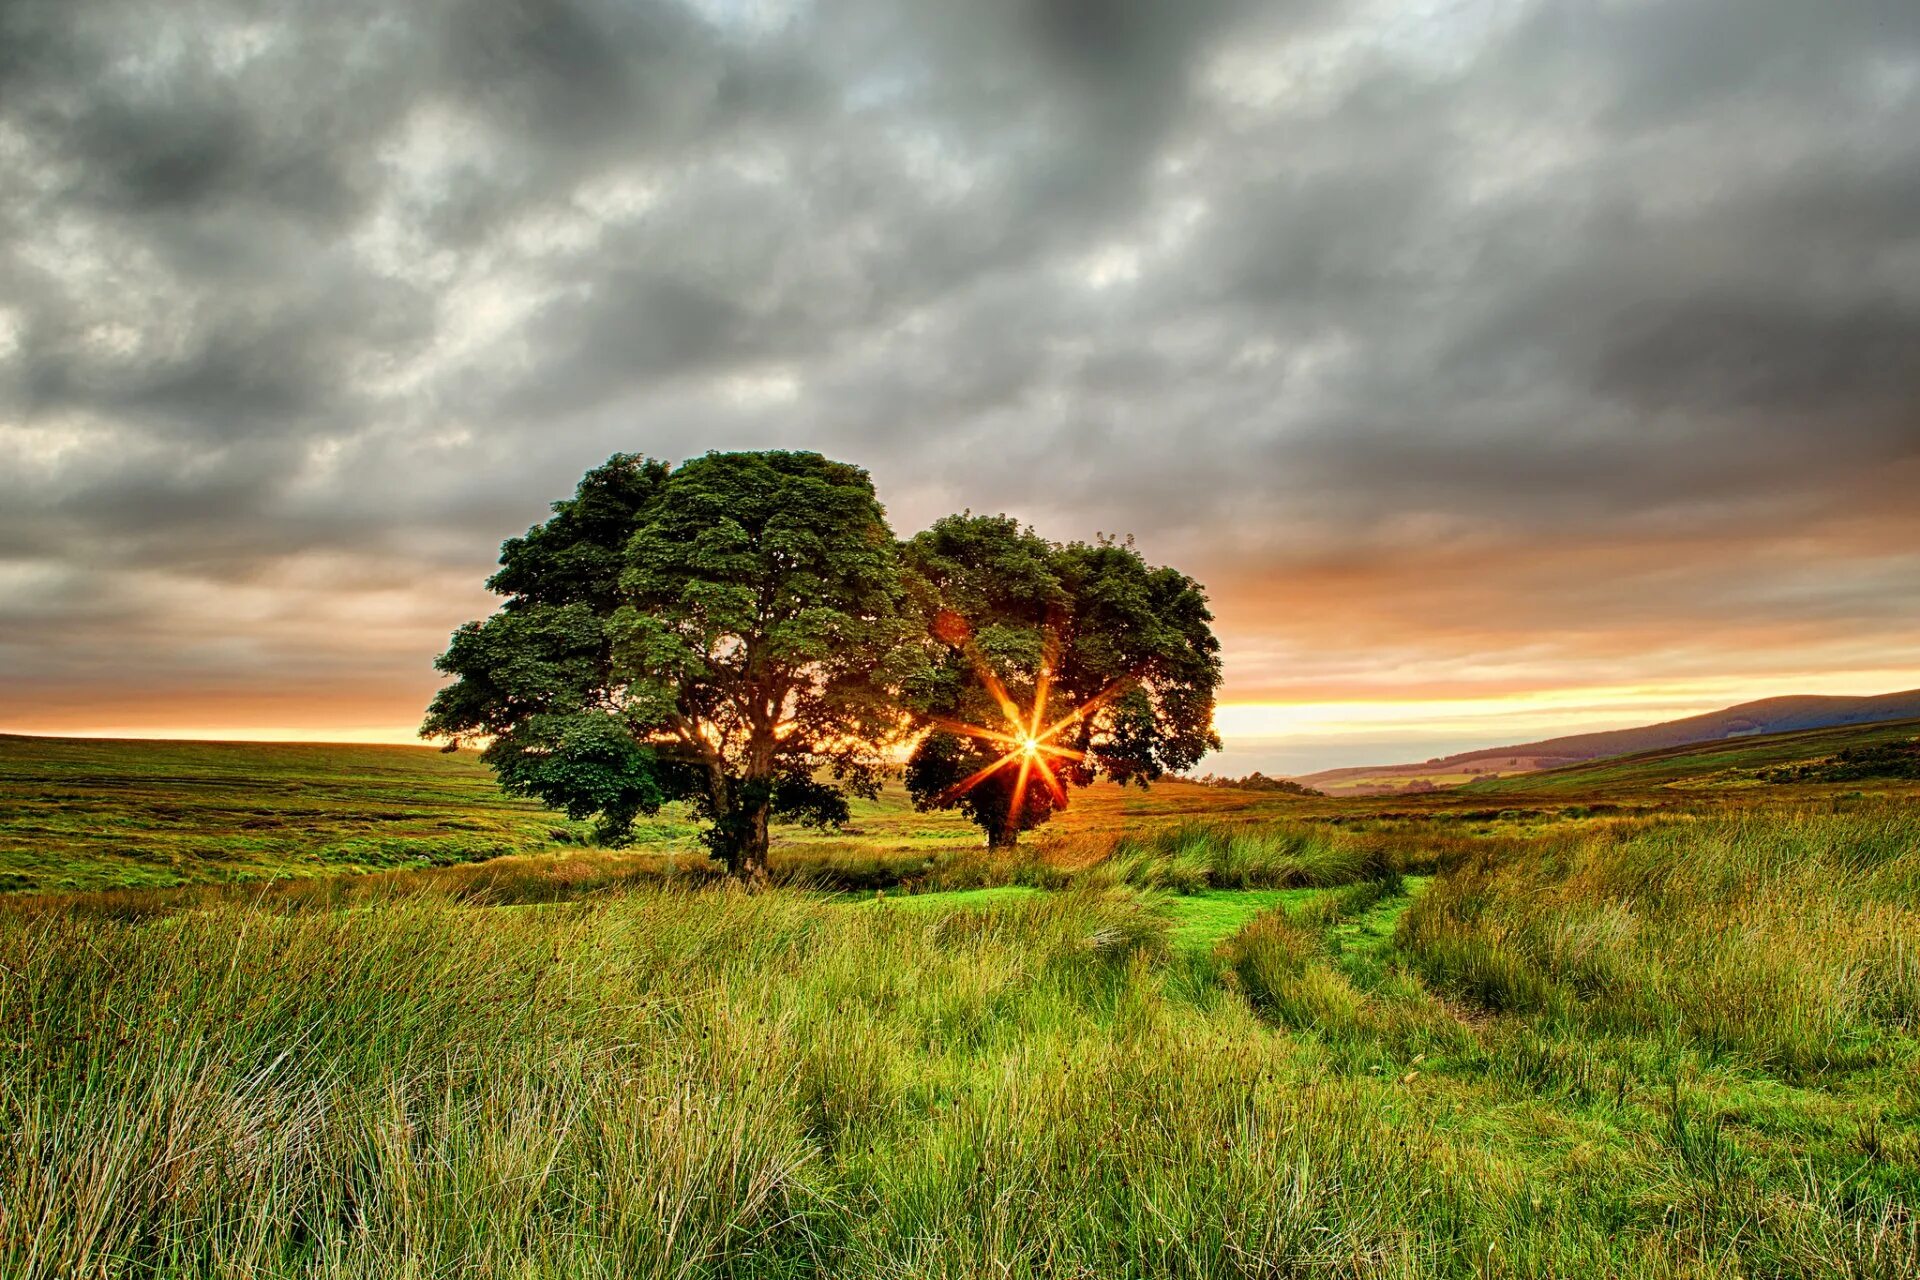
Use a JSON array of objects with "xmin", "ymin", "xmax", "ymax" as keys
[
  {"xmin": 0, "ymin": 734, "xmax": 1349, "ymax": 897},
  {"xmin": 9, "ymin": 720, "xmax": 1914, "ymax": 899},
  {"xmin": 0, "ymin": 735, "xmax": 613, "ymax": 895},
  {"xmin": 1, "ymin": 732, "xmax": 1916, "ymax": 1276}
]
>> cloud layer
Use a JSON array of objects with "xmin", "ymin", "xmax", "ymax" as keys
[{"xmin": 4, "ymin": 0, "xmax": 1918, "ymax": 767}]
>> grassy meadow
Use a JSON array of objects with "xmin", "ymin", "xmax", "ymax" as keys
[
  {"xmin": 0, "ymin": 734, "xmax": 1358, "ymax": 898},
  {"xmin": 0, "ymin": 736, "xmax": 613, "ymax": 896},
  {"xmin": 1, "ymin": 730, "xmax": 1917, "ymax": 1276}
]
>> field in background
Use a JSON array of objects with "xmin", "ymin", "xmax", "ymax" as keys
[
  {"xmin": 0, "ymin": 735, "xmax": 609, "ymax": 895},
  {"xmin": 7, "ymin": 720, "xmax": 1916, "ymax": 898},
  {"xmin": 0, "ymin": 733, "xmax": 1396, "ymax": 897},
  {"xmin": 1298, "ymin": 697, "xmax": 1920, "ymax": 796},
  {"xmin": 2, "ymin": 730, "xmax": 1917, "ymax": 1276}
]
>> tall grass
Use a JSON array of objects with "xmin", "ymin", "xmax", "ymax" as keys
[
  {"xmin": 0, "ymin": 886, "xmax": 1467, "ymax": 1278},
  {"xmin": 5, "ymin": 832, "xmax": 1916, "ymax": 1277},
  {"xmin": 5, "ymin": 818, "xmax": 1418, "ymax": 922},
  {"xmin": 1066, "ymin": 820, "xmax": 1410, "ymax": 894},
  {"xmin": 1402, "ymin": 802, "xmax": 1920, "ymax": 1073}
]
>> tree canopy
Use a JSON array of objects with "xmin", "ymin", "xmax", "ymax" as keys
[
  {"xmin": 423, "ymin": 451, "xmax": 906, "ymax": 880},
  {"xmin": 899, "ymin": 514, "xmax": 1222, "ymax": 847},
  {"xmin": 427, "ymin": 456, "xmax": 1222, "ymax": 873}
]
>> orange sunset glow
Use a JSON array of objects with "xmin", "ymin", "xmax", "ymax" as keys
[{"xmin": 6, "ymin": 524, "xmax": 1920, "ymax": 775}]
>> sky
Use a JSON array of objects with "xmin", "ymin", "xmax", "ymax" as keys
[{"xmin": 2, "ymin": 0, "xmax": 1918, "ymax": 776}]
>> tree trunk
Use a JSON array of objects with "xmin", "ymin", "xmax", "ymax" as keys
[
  {"xmin": 738, "ymin": 800, "xmax": 772, "ymax": 887},
  {"xmin": 734, "ymin": 725, "xmax": 776, "ymax": 888},
  {"xmin": 987, "ymin": 820, "xmax": 1019, "ymax": 852}
]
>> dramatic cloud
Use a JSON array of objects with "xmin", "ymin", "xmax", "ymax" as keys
[{"xmin": 3, "ymin": 0, "xmax": 1918, "ymax": 768}]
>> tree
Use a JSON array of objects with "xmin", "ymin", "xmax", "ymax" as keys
[
  {"xmin": 900, "ymin": 514, "xmax": 1222, "ymax": 848},
  {"xmin": 423, "ymin": 450, "xmax": 907, "ymax": 882},
  {"xmin": 421, "ymin": 454, "xmax": 672, "ymax": 840},
  {"xmin": 1197, "ymin": 772, "xmax": 1324, "ymax": 797}
]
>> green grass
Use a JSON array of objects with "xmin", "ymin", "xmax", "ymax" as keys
[
  {"xmin": 1329, "ymin": 874, "xmax": 1429, "ymax": 965},
  {"xmin": 3, "ymin": 736, "xmax": 1916, "ymax": 1275},
  {"xmin": 4, "ymin": 808, "xmax": 1915, "ymax": 1276},
  {"xmin": 864, "ymin": 882, "xmax": 1380, "ymax": 953},
  {"xmin": 10, "ymin": 719, "xmax": 1913, "ymax": 900},
  {"xmin": 865, "ymin": 885, "xmax": 1042, "ymax": 911},
  {"xmin": 1403, "ymin": 805, "xmax": 1920, "ymax": 1074},
  {"xmin": 0, "ymin": 735, "xmax": 1347, "ymax": 898},
  {"xmin": 1161, "ymin": 887, "xmax": 1324, "ymax": 949},
  {"xmin": 0, "ymin": 733, "xmax": 1451, "ymax": 912},
  {"xmin": 0, "ymin": 735, "xmax": 622, "ymax": 894}
]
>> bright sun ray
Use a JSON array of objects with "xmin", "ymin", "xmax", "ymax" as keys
[{"xmin": 930, "ymin": 635, "xmax": 1115, "ymax": 822}]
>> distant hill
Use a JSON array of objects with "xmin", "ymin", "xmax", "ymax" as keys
[
  {"xmin": 1462, "ymin": 715, "xmax": 1920, "ymax": 798},
  {"xmin": 1296, "ymin": 688, "xmax": 1920, "ymax": 795}
]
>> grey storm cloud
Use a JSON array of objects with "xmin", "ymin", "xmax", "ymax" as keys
[{"xmin": 2, "ymin": 0, "xmax": 1919, "ymax": 720}]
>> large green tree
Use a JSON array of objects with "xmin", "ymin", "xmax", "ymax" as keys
[
  {"xmin": 900, "ymin": 514, "xmax": 1222, "ymax": 848},
  {"xmin": 424, "ymin": 450, "xmax": 906, "ymax": 882}
]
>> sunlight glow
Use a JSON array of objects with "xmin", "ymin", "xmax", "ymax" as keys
[
  {"xmin": 1214, "ymin": 668, "xmax": 1920, "ymax": 749},
  {"xmin": 928, "ymin": 625, "xmax": 1133, "ymax": 828}
]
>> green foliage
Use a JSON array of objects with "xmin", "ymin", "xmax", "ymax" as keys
[
  {"xmin": 899, "ymin": 514, "xmax": 1222, "ymax": 846},
  {"xmin": 425, "ymin": 451, "xmax": 908, "ymax": 877},
  {"xmin": 488, "ymin": 452, "xmax": 672, "ymax": 611},
  {"xmin": 488, "ymin": 712, "xmax": 666, "ymax": 842},
  {"xmin": 424, "ymin": 454, "xmax": 673, "ymax": 845},
  {"xmin": 901, "ymin": 725, "xmax": 1058, "ymax": 844}
]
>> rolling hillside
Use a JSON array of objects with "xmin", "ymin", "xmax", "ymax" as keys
[
  {"xmin": 1461, "ymin": 715, "xmax": 1920, "ymax": 797},
  {"xmin": 1297, "ymin": 687, "xmax": 1920, "ymax": 795}
]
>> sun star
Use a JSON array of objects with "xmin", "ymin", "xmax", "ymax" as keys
[{"xmin": 929, "ymin": 634, "xmax": 1133, "ymax": 829}]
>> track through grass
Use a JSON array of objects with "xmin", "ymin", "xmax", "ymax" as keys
[{"xmin": 857, "ymin": 880, "xmax": 1430, "ymax": 956}]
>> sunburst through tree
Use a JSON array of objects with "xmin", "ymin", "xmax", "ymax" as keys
[
  {"xmin": 924, "ymin": 620, "xmax": 1131, "ymax": 826},
  {"xmin": 901, "ymin": 515, "xmax": 1224, "ymax": 850}
]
